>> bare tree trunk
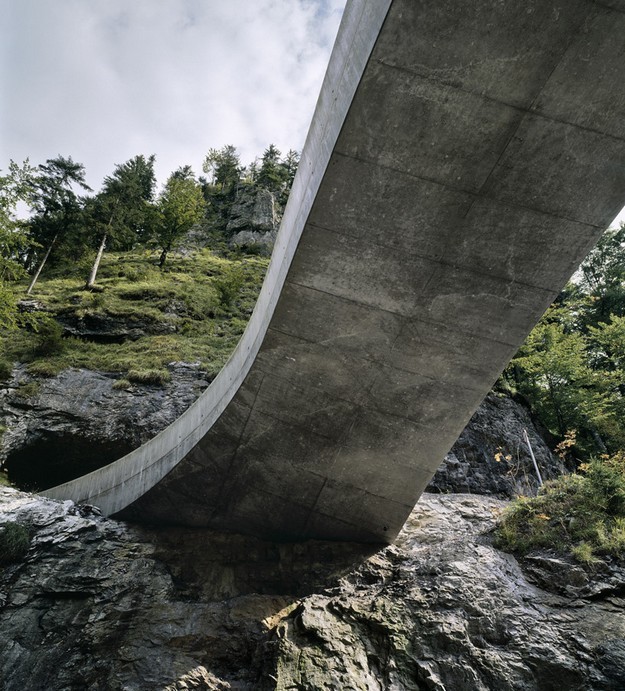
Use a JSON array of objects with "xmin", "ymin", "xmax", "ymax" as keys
[
  {"xmin": 158, "ymin": 245, "xmax": 169, "ymax": 268},
  {"xmin": 86, "ymin": 233, "xmax": 107, "ymax": 289},
  {"xmin": 26, "ymin": 234, "xmax": 58, "ymax": 295}
]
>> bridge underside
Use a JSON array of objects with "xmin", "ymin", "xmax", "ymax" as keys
[{"xmin": 47, "ymin": 0, "xmax": 625, "ymax": 542}]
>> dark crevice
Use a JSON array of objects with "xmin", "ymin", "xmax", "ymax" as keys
[{"xmin": 5, "ymin": 433, "xmax": 135, "ymax": 491}]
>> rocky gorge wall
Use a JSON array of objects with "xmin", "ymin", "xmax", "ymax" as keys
[
  {"xmin": 0, "ymin": 358, "xmax": 563, "ymax": 498},
  {"xmin": 1, "ymin": 487, "xmax": 624, "ymax": 690},
  {"xmin": 1, "ymin": 366, "xmax": 622, "ymax": 689}
]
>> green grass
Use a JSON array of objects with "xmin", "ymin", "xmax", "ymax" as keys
[
  {"xmin": 3, "ymin": 248, "xmax": 268, "ymax": 382},
  {"xmin": 495, "ymin": 454, "xmax": 625, "ymax": 564},
  {"xmin": 0, "ymin": 522, "xmax": 30, "ymax": 565}
]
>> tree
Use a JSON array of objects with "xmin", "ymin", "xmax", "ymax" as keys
[
  {"xmin": 202, "ymin": 146, "xmax": 242, "ymax": 193},
  {"xmin": 504, "ymin": 223, "xmax": 625, "ymax": 457},
  {"xmin": 0, "ymin": 160, "xmax": 36, "ymax": 327},
  {"xmin": 155, "ymin": 168, "xmax": 205, "ymax": 267},
  {"xmin": 25, "ymin": 156, "xmax": 91, "ymax": 294},
  {"xmin": 257, "ymin": 144, "xmax": 287, "ymax": 195},
  {"xmin": 282, "ymin": 149, "xmax": 300, "ymax": 189},
  {"xmin": 0, "ymin": 160, "xmax": 35, "ymax": 277},
  {"xmin": 85, "ymin": 154, "xmax": 156, "ymax": 289},
  {"xmin": 577, "ymin": 225, "xmax": 625, "ymax": 327}
]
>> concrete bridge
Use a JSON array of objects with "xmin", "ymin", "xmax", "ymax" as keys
[{"xmin": 44, "ymin": 0, "xmax": 625, "ymax": 542}]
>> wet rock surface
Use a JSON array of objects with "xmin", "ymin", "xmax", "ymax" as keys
[
  {"xmin": 1, "ymin": 488, "xmax": 623, "ymax": 690},
  {"xmin": 429, "ymin": 393, "xmax": 568, "ymax": 498},
  {"xmin": 0, "ymin": 364, "xmax": 209, "ymax": 490}
]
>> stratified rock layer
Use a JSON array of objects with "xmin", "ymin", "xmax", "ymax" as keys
[{"xmin": 1, "ymin": 487, "xmax": 623, "ymax": 690}]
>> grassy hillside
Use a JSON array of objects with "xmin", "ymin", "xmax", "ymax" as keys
[{"xmin": 2, "ymin": 247, "xmax": 268, "ymax": 383}]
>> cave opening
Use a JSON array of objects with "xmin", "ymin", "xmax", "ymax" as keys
[{"xmin": 4, "ymin": 432, "xmax": 135, "ymax": 492}]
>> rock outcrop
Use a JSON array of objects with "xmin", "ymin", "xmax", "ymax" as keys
[
  {"xmin": 429, "ymin": 392, "xmax": 568, "ymax": 498},
  {"xmin": 226, "ymin": 185, "xmax": 279, "ymax": 255},
  {"xmin": 1, "ymin": 488, "xmax": 624, "ymax": 690},
  {"xmin": 0, "ymin": 364, "xmax": 209, "ymax": 490},
  {"xmin": 1, "ymin": 358, "xmax": 555, "ymax": 499}
]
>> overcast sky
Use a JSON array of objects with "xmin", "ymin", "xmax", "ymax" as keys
[{"xmin": 1, "ymin": 0, "xmax": 347, "ymax": 191}]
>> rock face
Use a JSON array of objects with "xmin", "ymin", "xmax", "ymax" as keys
[
  {"xmin": 1, "ymin": 488, "xmax": 624, "ymax": 690},
  {"xmin": 0, "ymin": 364, "xmax": 209, "ymax": 490},
  {"xmin": 226, "ymin": 185, "xmax": 279, "ymax": 255},
  {"xmin": 429, "ymin": 392, "xmax": 567, "ymax": 498},
  {"xmin": 1, "ymin": 358, "xmax": 559, "ymax": 499},
  {"xmin": 56, "ymin": 311, "xmax": 177, "ymax": 343}
]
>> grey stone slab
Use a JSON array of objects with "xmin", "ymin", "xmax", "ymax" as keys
[
  {"xmin": 288, "ymin": 224, "xmax": 436, "ymax": 315},
  {"xmin": 311, "ymin": 479, "xmax": 413, "ymax": 541},
  {"xmin": 335, "ymin": 61, "xmax": 525, "ymax": 193},
  {"xmin": 307, "ymin": 153, "xmax": 474, "ymax": 258},
  {"xmin": 227, "ymin": 486, "xmax": 315, "ymax": 540},
  {"xmin": 374, "ymin": 0, "xmax": 591, "ymax": 109},
  {"xmin": 442, "ymin": 198, "xmax": 601, "ymax": 291},
  {"xmin": 593, "ymin": 0, "xmax": 625, "ymax": 13},
  {"xmin": 368, "ymin": 366, "xmax": 484, "ymax": 430},
  {"xmin": 235, "ymin": 410, "xmax": 339, "ymax": 472},
  {"xmin": 304, "ymin": 510, "xmax": 388, "ymax": 543},
  {"xmin": 482, "ymin": 113, "xmax": 625, "ymax": 227},
  {"xmin": 532, "ymin": 10, "xmax": 625, "ymax": 140},
  {"xmin": 249, "ymin": 373, "xmax": 361, "ymax": 443},
  {"xmin": 270, "ymin": 282, "xmax": 402, "ymax": 364},
  {"xmin": 186, "ymin": 397, "xmax": 252, "ymax": 471},
  {"xmin": 228, "ymin": 456, "xmax": 327, "ymax": 513},
  {"xmin": 327, "ymin": 448, "xmax": 432, "ymax": 507}
]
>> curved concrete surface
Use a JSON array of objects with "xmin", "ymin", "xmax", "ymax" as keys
[{"xmin": 45, "ymin": 0, "xmax": 625, "ymax": 542}]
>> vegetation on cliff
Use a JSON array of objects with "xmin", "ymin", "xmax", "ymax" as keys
[
  {"xmin": 3, "ymin": 148, "xmax": 625, "ymax": 566},
  {"xmin": 0, "ymin": 145, "xmax": 296, "ymax": 382},
  {"xmin": 499, "ymin": 226, "xmax": 625, "ymax": 563}
]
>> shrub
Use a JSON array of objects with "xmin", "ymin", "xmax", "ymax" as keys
[
  {"xmin": 15, "ymin": 382, "xmax": 40, "ymax": 399},
  {"xmin": 571, "ymin": 541, "xmax": 600, "ymax": 565},
  {"xmin": 0, "ymin": 522, "xmax": 30, "ymax": 565},
  {"xmin": 112, "ymin": 378, "xmax": 131, "ymax": 390},
  {"xmin": 127, "ymin": 369, "xmax": 171, "ymax": 386},
  {"xmin": 27, "ymin": 360, "xmax": 63, "ymax": 377},
  {"xmin": 0, "ymin": 359, "xmax": 12, "ymax": 381},
  {"xmin": 33, "ymin": 318, "xmax": 65, "ymax": 356},
  {"xmin": 496, "ymin": 456, "xmax": 625, "ymax": 562},
  {"xmin": 214, "ymin": 268, "xmax": 244, "ymax": 308}
]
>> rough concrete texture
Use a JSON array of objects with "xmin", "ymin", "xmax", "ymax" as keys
[
  {"xmin": 2, "ymin": 487, "xmax": 624, "ymax": 690},
  {"xmin": 44, "ymin": 0, "xmax": 625, "ymax": 541}
]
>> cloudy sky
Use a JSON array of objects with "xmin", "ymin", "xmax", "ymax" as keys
[{"xmin": 1, "ymin": 0, "xmax": 346, "ymax": 191}]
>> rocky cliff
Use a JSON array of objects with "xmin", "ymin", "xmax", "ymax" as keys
[
  {"xmin": 1, "ymin": 487, "xmax": 624, "ymax": 690},
  {"xmin": 2, "ymin": 366, "xmax": 622, "ymax": 689},
  {"xmin": 0, "ymin": 360, "xmax": 559, "ymax": 498},
  {"xmin": 226, "ymin": 185, "xmax": 279, "ymax": 256},
  {"xmin": 0, "ymin": 364, "xmax": 209, "ymax": 490}
]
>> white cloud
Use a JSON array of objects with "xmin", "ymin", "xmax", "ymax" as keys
[{"xmin": 1, "ymin": 0, "xmax": 346, "ymax": 190}]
